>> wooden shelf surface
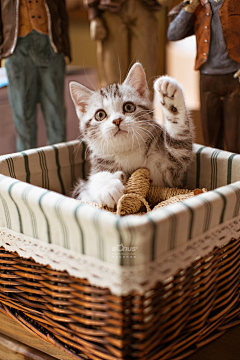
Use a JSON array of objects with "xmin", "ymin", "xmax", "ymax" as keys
[
  {"xmin": 0, "ymin": 312, "xmax": 74, "ymax": 360},
  {"xmin": 0, "ymin": 311, "xmax": 240, "ymax": 359}
]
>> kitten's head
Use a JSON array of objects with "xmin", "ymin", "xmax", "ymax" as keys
[{"xmin": 70, "ymin": 63, "xmax": 153, "ymax": 156}]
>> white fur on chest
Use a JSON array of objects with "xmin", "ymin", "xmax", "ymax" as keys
[
  {"xmin": 115, "ymin": 149, "xmax": 167, "ymax": 186},
  {"xmin": 114, "ymin": 149, "xmax": 147, "ymax": 174}
]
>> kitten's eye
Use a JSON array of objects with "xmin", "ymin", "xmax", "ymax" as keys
[
  {"xmin": 95, "ymin": 109, "xmax": 107, "ymax": 121},
  {"xmin": 123, "ymin": 102, "xmax": 136, "ymax": 113}
]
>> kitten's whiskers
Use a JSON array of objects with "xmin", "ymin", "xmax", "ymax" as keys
[
  {"xmin": 133, "ymin": 128, "xmax": 149, "ymax": 151},
  {"xmin": 136, "ymin": 119, "xmax": 160, "ymax": 130},
  {"xmin": 117, "ymin": 53, "xmax": 122, "ymax": 84},
  {"xmin": 86, "ymin": 134, "xmax": 102, "ymax": 155},
  {"xmin": 133, "ymin": 111, "xmax": 154, "ymax": 122},
  {"xmin": 73, "ymin": 138, "xmax": 82, "ymax": 156},
  {"xmin": 130, "ymin": 128, "xmax": 141, "ymax": 151},
  {"xmin": 134, "ymin": 125, "xmax": 155, "ymax": 140},
  {"xmin": 83, "ymin": 65, "xmax": 97, "ymax": 91},
  {"xmin": 131, "ymin": 127, "xmax": 147, "ymax": 151}
]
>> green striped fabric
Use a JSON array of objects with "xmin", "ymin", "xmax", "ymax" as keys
[{"xmin": 1, "ymin": 141, "xmax": 240, "ymax": 266}]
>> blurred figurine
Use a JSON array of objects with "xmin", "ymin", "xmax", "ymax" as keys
[
  {"xmin": 0, "ymin": 0, "xmax": 71, "ymax": 151},
  {"xmin": 84, "ymin": 0, "xmax": 172, "ymax": 89},
  {"xmin": 168, "ymin": 0, "xmax": 240, "ymax": 153}
]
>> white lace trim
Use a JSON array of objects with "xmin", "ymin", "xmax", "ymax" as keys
[{"xmin": 0, "ymin": 216, "xmax": 240, "ymax": 296}]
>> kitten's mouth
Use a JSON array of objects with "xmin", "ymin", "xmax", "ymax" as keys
[{"xmin": 114, "ymin": 129, "xmax": 128, "ymax": 137}]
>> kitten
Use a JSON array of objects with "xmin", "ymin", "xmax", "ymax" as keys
[{"xmin": 70, "ymin": 63, "xmax": 194, "ymax": 208}]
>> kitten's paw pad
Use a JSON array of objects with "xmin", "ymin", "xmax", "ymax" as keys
[
  {"xmin": 154, "ymin": 76, "xmax": 184, "ymax": 113},
  {"xmin": 89, "ymin": 171, "xmax": 126, "ymax": 208}
]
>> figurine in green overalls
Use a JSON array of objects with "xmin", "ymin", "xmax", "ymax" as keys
[{"xmin": 0, "ymin": 0, "xmax": 71, "ymax": 151}]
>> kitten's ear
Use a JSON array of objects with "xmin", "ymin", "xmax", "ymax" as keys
[
  {"xmin": 123, "ymin": 63, "xmax": 149, "ymax": 97},
  {"xmin": 69, "ymin": 81, "xmax": 93, "ymax": 114}
]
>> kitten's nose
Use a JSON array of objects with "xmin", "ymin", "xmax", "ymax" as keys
[{"xmin": 113, "ymin": 118, "xmax": 123, "ymax": 127}]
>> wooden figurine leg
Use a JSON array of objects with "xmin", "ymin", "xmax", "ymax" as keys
[
  {"xmin": 130, "ymin": 0, "xmax": 159, "ymax": 91},
  {"xmin": 200, "ymin": 73, "xmax": 224, "ymax": 150},
  {"xmin": 5, "ymin": 36, "xmax": 38, "ymax": 152},
  {"xmin": 223, "ymin": 75, "xmax": 240, "ymax": 153},
  {"xmin": 35, "ymin": 33, "xmax": 66, "ymax": 145},
  {"xmin": 97, "ymin": 11, "xmax": 129, "ymax": 87}
]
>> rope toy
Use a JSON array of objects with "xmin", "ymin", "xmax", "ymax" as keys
[
  {"xmin": 79, "ymin": 168, "xmax": 207, "ymax": 215},
  {"xmin": 116, "ymin": 168, "xmax": 151, "ymax": 215}
]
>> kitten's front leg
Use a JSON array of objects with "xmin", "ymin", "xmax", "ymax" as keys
[
  {"xmin": 76, "ymin": 171, "xmax": 127, "ymax": 208},
  {"xmin": 154, "ymin": 76, "xmax": 193, "ymax": 146},
  {"xmin": 154, "ymin": 76, "xmax": 193, "ymax": 186},
  {"xmin": 154, "ymin": 76, "xmax": 189, "ymax": 136}
]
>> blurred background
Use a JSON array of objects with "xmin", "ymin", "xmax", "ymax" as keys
[{"xmin": 0, "ymin": 0, "xmax": 203, "ymax": 156}]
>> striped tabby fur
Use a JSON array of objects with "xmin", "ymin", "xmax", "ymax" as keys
[{"xmin": 70, "ymin": 63, "xmax": 194, "ymax": 208}]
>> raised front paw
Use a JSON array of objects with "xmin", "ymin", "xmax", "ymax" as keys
[
  {"xmin": 154, "ymin": 76, "xmax": 185, "ymax": 116},
  {"xmin": 89, "ymin": 171, "xmax": 127, "ymax": 208}
]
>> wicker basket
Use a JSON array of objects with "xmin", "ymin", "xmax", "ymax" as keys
[{"xmin": 1, "ymin": 140, "xmax": 240, "ymax": 359}]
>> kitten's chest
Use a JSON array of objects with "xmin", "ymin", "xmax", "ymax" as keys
[
  {"xmin": 115, "ymin": 151, "xmax": 147, "ymax": 175},
  {"xmin": 115, "ymin": 148, "xmax": 166, "ymax": 182}
]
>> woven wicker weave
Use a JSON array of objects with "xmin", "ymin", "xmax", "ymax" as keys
[{"xmin": 0, "ymin": 234, "xmax": 240, "ymax": 360}]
